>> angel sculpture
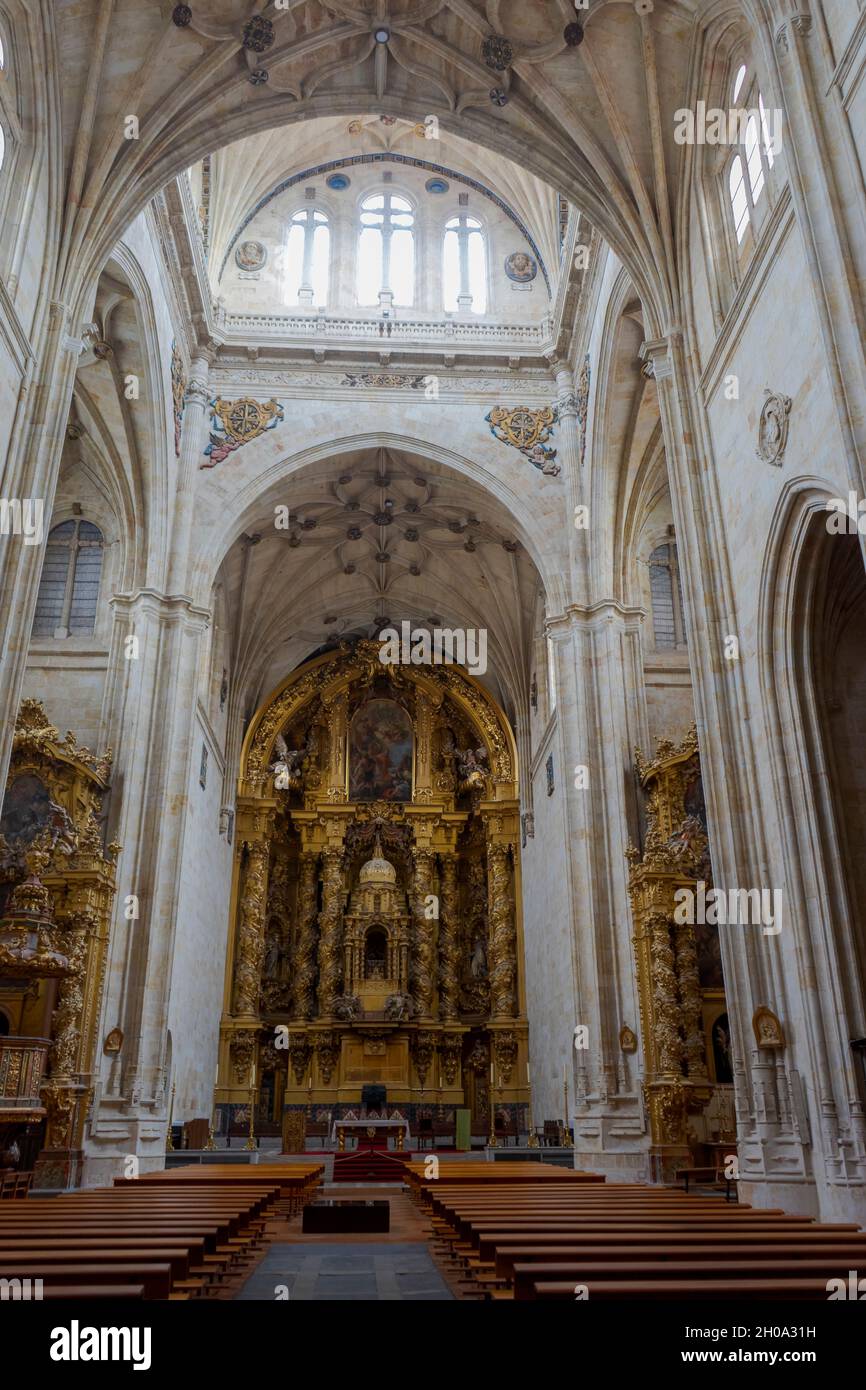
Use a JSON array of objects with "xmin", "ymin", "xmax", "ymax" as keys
[
  {"xmin": 384, "ymin": 992, "xmax": 413, "ymax": 1022},
  {"xmin": 456, "ymin": 745, "xmax": 489, "ymax": 793},
  {"xmin": 269, "ymin": 733, "xmax": 307, "ymax": 791}
]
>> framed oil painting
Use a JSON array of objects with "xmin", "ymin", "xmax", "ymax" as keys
[
  {"xmin": 0, "ymin": 774, "xmax": 52, "ymax": 848},
  {"xmin": 348, "ymin": 698, "xmax": 413, "ymax": 802}
]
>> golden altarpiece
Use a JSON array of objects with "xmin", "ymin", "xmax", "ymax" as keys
[
  {"xmin": 0, "ymin": 701, "xmax": 118, "ymax": 1186},
  {"xmin": 216, "ymin": 642, "xmax": 530, "ymax": 1141},
  {"xmin": 626, "ymin": 727, "xmax": 734, "ymax": 1181}
]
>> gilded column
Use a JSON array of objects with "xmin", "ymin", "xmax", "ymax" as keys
[
  {"xmin": 674, "ymin": 921, "xmax": 707, "ymax": 1081},
  {"xmin": 317, "ymin": 848, "xmax": 344, "ymax": 1016},
  {"xmin": 324, "ymin": 692, "xmax": 348, "ymax": 801},
  {"xmin": 413, "ymin": 690, "xmax": 436, "ymax": 801},
  {"xmin": 292, "ymin": 851, "xmax": 319, "ymax": 1021},
  {"xmin": 649, "ymin": 911, "xmax": 683, "ymax": 1075},
  {"xmin": 233, "ymin": 839, "xmax": 271, "ymax": 1018},
  {"xmin": 438, "ymin": 853, "xmax": 460, "ymax": 1022},
  {"xmin": 411, "ymin": 846, "xmax": 436, "ymax": 1020},
  {"xmin": 486, "ymin": 841, "xmax": 516, "ymax": 1019}
]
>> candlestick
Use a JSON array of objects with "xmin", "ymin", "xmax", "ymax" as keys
[
  {"xmin": 165, "ymin": 1080, "xmax": 176, "ymax": 1152},
  {"xmin": 245, "ymin": 1082, "xmax": 257, "ymax": 1151},
  {"xmin": 487, "ymin": 1070, "xmax": 497, "ymax": 1149}
]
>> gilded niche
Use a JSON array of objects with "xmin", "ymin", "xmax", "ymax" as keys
[
  {"xmin": 626, "ymin": 726, "xmax": 729, "ymax": 1178},
  {"xmin": 0, "ymin": 701, "xmax": 118, "ymax": 1187}
]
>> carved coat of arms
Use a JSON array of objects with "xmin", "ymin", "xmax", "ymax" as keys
[
  {"xmin": 201, "ymin": 397, "xmax": 284, "ymax": 468},
  {"xmin": 485, "ymin": 405, "xmax": 559, "ymax": 475}
]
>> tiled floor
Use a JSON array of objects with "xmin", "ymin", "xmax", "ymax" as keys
[{"xmin": 236, "ymin": 1241, "xmax": 453, "ymax": 1300}]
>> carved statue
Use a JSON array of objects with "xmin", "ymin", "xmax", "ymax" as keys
[
  {"xmin": 263, "ymin": 928, "xmax": 283, "ymax": 978},
  {"xmin": 384, "ymin": 991, "xmax": 413, "ymax": 1022},
  {"xmin": 269, "ymin": 733, "xmax": 308, "ymax": 792},
  {"xmin": 470, "ymin": 934, "xmax": 488, "ymax": 979},
  {"xmin": 455, "ymin": 745, "xmax": 489, "ymax": 793},
  {"xmin": 333, "ymin": 993, "xmax": 361, "ymax": 1021}
]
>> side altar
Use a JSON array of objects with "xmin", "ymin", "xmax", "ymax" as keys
[{"xmin": 216, "ymin": 640, "xmax": 530, "ymax": 1141}]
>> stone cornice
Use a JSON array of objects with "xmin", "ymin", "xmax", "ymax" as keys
[{"xmin": 546, "ymin": 600, "xmax": 646, "ymax": 634}]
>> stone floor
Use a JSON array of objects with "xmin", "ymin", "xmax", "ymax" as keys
[
  {"xmin": 236, "ymin": 1241, "xmax": 453, "ymax": 1301},
  {"xmin": 233, "ymin": 1187, "xmax": 456, "ymax": 1301}
]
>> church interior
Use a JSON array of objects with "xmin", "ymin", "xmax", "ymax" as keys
[{"xmin": 0, "ymin": 0, "xmax": 865, "ymax": 1324}]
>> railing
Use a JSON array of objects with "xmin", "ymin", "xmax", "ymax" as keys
[
  {"xmin": 0, "ymin": 1037, "xmax": 50, "ymax": 1112},
  {"xmin": 215, "ymin": 307, "xmax": 554, "ymax": 350}
]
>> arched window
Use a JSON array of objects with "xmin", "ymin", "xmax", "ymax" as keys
[
  {"xmin": 32, "ymin": 520, "xmax": 104, "ymax": 639},
  {"xmin": 726, "ymin": 63, "xmax": 777, "ymax": 249},
  {"xmin": 648, "ymin": 542, "xmax": 686, "ymax": 649},
  {"xmin": 728, "ymin": 156, "xmax": 750, "ymax": 243},
  {"xmin": 357, "ymin": 192, "xmax": 414, "ymax": 307},
  {"xmin": 443, "ymin": 215, "xmax": 487, "ymax": 313},
  {"xmin": 284, "ymin": 208, "xmax": 330, "ymax": 307}
]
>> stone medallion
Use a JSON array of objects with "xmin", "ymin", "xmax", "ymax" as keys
[
  {"xmin": 756, "ymin": 388, "xmax": 792, "ymax": 466},
  {"xmin": 235, "ymin": 239, "xmax": 267, "ymax": 272},
  {"xmin": 504, "ymin": 250, "xmax": 538, "ymax": 283}
]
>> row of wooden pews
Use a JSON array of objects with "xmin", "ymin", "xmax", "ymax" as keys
[
  {"xmin": 406, "ymin": 1162, "xmax": 866, "ymax": 1301},
  {"xmin": 0, "ymin": 1161, "xmax": 323, "ymax": 1300}
]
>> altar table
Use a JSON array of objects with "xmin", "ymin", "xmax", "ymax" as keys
[{"xmin": 331, "ymin": 1117, "xmax": 411, "ymax": 1151}]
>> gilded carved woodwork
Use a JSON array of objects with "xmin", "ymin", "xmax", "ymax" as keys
[
  {"xmin": 438, "ymin": 854, "xmax": 460, "ymax": 1022},
  {"xmin": 317, "ymin": 849, "xmax": 345, "ymax": 1017},
  {"xmin": 292, "ymin": 852, "xmax": 320, "ymax": 1021},
  {"xmin": 439, "ymin": 1032, "xmax": 463, "ymax": 1085},
  {"xmin": 412, "ymin": 1030, "xmax": 438, "ymax": 1086},
  {"xmin": 233, "ymin": 839, "xmax": 271, "ymax": 1017},
  {"xmin": 410, "ymin": 847, "xmax": 436, "ymax": 1019},
  {"xmin": 230, "ymin": 1029, "xmax": 257, "ymax": 1085},
  {"xmin": 493, "ymin": 1029, "xmax": 518, "ymax": 1083},
  {"xmin": 627, "ymin": 727, "xmax": 723, "ymax": 1167},
  {"xmin": 289, "ymin": 1036, "xmax": 311, "ymax": 1085},
  {"xmin": 486, "ymin": 842, "xmax": 516, "ymax": 1018},
  {"xmin": 0, "ymin": 700, "xmax": 118, "ymax": 1180},
  {"xmin": 218, "ymin": 643, "xmax": 528, "ymax": 1118},
  {"xmin": 314, "ymin": 1031, "xmax": 340, "ymax": 1083}
]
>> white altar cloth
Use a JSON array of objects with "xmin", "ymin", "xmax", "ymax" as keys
[{"xmin": 330, "ymin": 1116, "xmax": 412, "ymax": 1143}]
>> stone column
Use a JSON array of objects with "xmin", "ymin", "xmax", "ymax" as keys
[
  {"xmin": 167, "ymin": 353, "xmax": 212, "ymax": 594},
  {"xmin": 83, "ymin": 589, "xmax": 210, "ymax": 1182},
  {"xmin": 293, "ymin": 851, "xmax": 320, "ymax": 1021},
  {"xmin": 550, "ymin": 358, "xmax": 590, "ymax": 601},
  {"xmin": 410, "ymin": 846, "xmax": 437, "ymax": 1020},
  {"xmin": 542, "ymin": 602, "xmax": 648, "ymax": 1166},
  {"xmin": 486, "ymin": 841, "xmax": 516, "ymax": 1020},
  {"xmin": 438, "ymin": 852, "xmax": 460, "ymax": 1022},
  {"xmin": 232, "ymin": 838, "xmax": 271, "ymax": 1018},
  {"xmin": 317, "ymin": 848, "xmax": 344, "ymax": 1017}
]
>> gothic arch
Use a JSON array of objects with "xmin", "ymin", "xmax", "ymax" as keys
[{"xmin": 758, "ymin": 479, "xmax": 866, "ymax": 1194}]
